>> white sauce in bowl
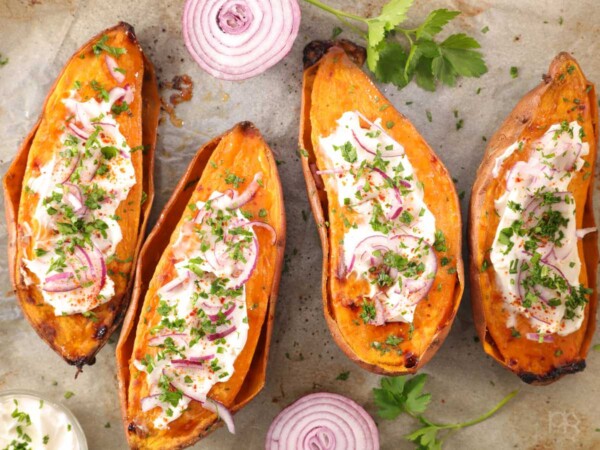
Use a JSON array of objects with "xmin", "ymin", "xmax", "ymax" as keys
[{"xmin": 0, "ymin": 393, "xmax": 86, "ymax": 450}]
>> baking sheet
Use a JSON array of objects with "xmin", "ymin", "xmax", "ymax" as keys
[{"xmin": 1, "ymin": 0, "xmax": 599, "ymax": 448}]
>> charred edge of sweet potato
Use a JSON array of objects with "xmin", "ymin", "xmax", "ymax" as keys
[
  {"xmin": 303, "ymin": 40, "xmax": 366, "ymax": 69},
  {"xmin": 118, "ymin": 21, "xmax": 137, "ymax": 44},
  {"xmin": 518, "ymin": 360, "xmax": 586, "ymax": 385},
  {"xmin": 2, "ymin": 23, "xmax": 159, "ymax": 370},
  {"xmin": 117, "ymin": 122, "xmax": 285, "ymax": 450}
]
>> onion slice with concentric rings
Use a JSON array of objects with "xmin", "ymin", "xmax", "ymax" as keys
[
  {"xmin": 182, "ymin": 0, "xmax": 301, "ymax": 81},
  {"xmin": 266, "ymin": 392, "xmax": 379, "ymax": 450}
]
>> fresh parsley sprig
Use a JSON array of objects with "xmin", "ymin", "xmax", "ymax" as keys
[
  {"xmin": 304, "ymin": 0, "xmax": 487, "ymax": 91},
  {"xmin": 373, "ymin": 375, "xmax": 517, "ymax": 449}
]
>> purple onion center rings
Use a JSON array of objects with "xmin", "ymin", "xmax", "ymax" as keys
[
  {"xmin": 217, "ymin": 1, "xmax": 254, "ymax": 34},
  {"xmin": 304, "ymin": 426, "xmax": 337, "ymax": 450}
]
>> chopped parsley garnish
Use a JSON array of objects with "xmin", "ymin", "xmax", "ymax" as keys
[
  {"xmin": 359, "ymin": 301, "xmax": 377, "ymax": 324},
  {"xmin": 224, "ymin": 171, "xmax": 245, "ymax": 188},
  {"xmin": 111, "ymin": 101, "xmax": 129, "ymax": 115},
  {"xmin": 433, "ymin": 230, "xmax": 447, "ymax": 252},
  {"xmin": 90, "ymin": 79, "xmax": 109, "ymax": 101},
  {"xmin": 333, "ymin": 141, "xmax": 358, "ymax": 164},
  {"xmin": 92, "ymin": 35, "xmax": 127, "ymax": 58}
]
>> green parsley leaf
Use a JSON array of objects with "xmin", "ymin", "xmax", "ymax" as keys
[
  {"xmin": 336, "ymin": 371, "xmax": 350, "ymax": 381},
  {"xmin": 374, "ymin": 374, "xmax": 518, "ymax": 449},
  {"xmin": 415, "ymin": 9, "xmax": 460, "ymax": 40},
  {"xmin": 366, "ymin": 0, "xmax": 415, "ymax": 71},
  {"xmin": 305, "ymin": 0, "xmax": 486, "ymax": 92}
]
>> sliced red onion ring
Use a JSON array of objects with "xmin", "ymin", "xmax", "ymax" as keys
[
  {"xmin": 78, "ymin": 147, "xmax": 101, "ymax": 183},
  {"xmin": 141, "ymin": 395, "xmax": 166, "ymax": 413},
  {"xmin": 228, "ymin": 173, "xmax": 262, "ymax": 209},
  {"xmin": 182, "ymin": 0, "xmax": 301, "ymax": 81},
  {"xmin": 391, "ymin": 235, "xmax": 437, "ymax": 301},
  {"xmin": 230, "ymin": 236, "xmax": 258, "ymax": 288},
  {"xmin": 72, "ymin": 245, "xmax": 93, "ymax": 280},
  {"xmin": 207, "ymin": 325, "xmax": 237, "ymax": 341},
  {"xmin": 171, "ymin": 358, "xmax": 209, "ymax": 368},
  {"xmin": 164, "ymin": 367, "xmax": 206, "ymax": 403},
  {"xmin": 189, "ymin": 355, "xmax": 215, "ymax": 362},
  {"xmin": 56, "ymin": 152, "xmax": 80, "ymax": 184},
  {"xmin": 68, "ymin": 122, "xmax": 90, "ymax": 140},
  {"xmin": 522, "ymin": 192, "xmax": 570, "ymax": 226},
  {"xmin": 89, "ymin": 244, "xmax": 107, "ymax": 292},
  {"xmin": 266, "ymin": 392, "xmax": 379, "ymax": 450},
  {"xmin": 60, "ymin": 244, "xmax": 105, "ymax": 296},
  {"xmin": 91, "ymin": 121, "xmax": 117, "ymax": 130},
  {"xmin": 149, "ymin": 333, "xmax": 190, "ymax": 347},
  {"xmin": 42, "ymin": 271, "xmax": 79, "ymax": 292},
  {"xmin": 506, "ymin": 160, "xmax": 540, "ymax": 190},
  {"xmin": 158, "ymin": 273, "xmax": 190, "ymax": 295},
  {"xmin": 370, "ymin": 168, "xmax": 402, "ymax": 220},
  {"xmin": 352, "ymin": 129, "xmax": 403, "ymax": 159},
  {"xmin": 210, "ymin": 190, "xmax": 235, "ymax": 210},
  {"xmin": 207, "ymin": 303, "xmax": 236, "ymax": 321},
  {"xmin": 516, "ymin": 260, "xmax": 567, "ymax": 325},
  {"xmin": 105, "ymin": 55, "xmax": 125, "ymax": 83},
  {"xmin": 203, "ymin": 398, "xmax": 235, "ymax": 434},
  {"xmin": 346, "ymin": 234, "xmax": 392, "ymax": 274},
  {"xmin": 548, "ymin": 139, "xmax": 582, "ymax": 172},
  {"xmin": 62, "ymin": 182, "xmax": 87, "ymax": 215},
  {"xmin": 577, "ymin": 227, "xmax": 597, "ymax": 238},
  {"xmin": 526, "ymin": 333, "xmax": 554, "ymax": 343},
  {"xmin": 201, "ymin": 301, "xmax": 223, "ymax": 316},
  {"xmin": 367, "ymin": 296, "xmax": 385, "ymax": 326},
  {"xmin": 315, "ymin": 168, "xmax": 345, "ymax": 175},
  {"xmin": 108, "ymin": 85, "xmax": 134, "ymax": 109},
  {"xmin": 163, "ymin": 367, "xmax": 235, "ymax": 434},
  {"xmin": 354, "ymin": 111, "xmax": 404, "ymax": 157}
]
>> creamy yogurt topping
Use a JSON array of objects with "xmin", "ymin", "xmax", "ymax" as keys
[
  {"xmin": 22, "ymin": 86, "xmax": 136, "ymax": 316},
  {"xmin": 318, "ymin": 111, "xmax": 438, "ymax": 324},
  {"xmin": 491, "ymin": 121, "xmax": 593, "ymax": 336},
  {"xmin": 0, "ymin": 395, "xmax": 82, "ymax": 450},
  {"xmin": 135, "ymin": 185, "xmax": 261, "ymax": 429}
]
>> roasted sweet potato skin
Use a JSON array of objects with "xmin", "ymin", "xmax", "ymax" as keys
[
  {"xmin": 116, "ymin": 122, "xmax": 285, "ymax": 450},
  {"xmin": 469, "ymin": 53, "xmax": 598, "ymax": 384},
  {"xmin": 299, "ymin": 41, "xmax": 464, "ymax": 375},
  {"xmin": 2, "ymin": 22, "xmax": 159, "ymax": 369}
]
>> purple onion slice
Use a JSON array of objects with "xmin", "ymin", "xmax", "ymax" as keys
[
  {"xmin": 266, "ymin": 392, "xmax": 379, "ymax": 450},
  {"xmin": 183, "ymin": 0, "xmax": 301, "ymax": 81}
]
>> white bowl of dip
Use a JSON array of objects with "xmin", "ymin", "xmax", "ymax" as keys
[{"xmin": 0, "ymin": 390, "xmax": 88, "ymax": 450}]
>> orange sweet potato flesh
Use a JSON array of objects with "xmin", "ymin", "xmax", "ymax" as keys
[
  {"xmin": 469, "ymin": 53, "xmax": 598, "ymax": 384},
  {"xmin": 2, "ymin": 23, "xmax": 159, "ymax": 369},
  {"xmin": 299, "ymin": 41, "xmax": 464, "ymax": 375},
  {"xmin": 116, "ymin": 122, "xmax": 285, "ymax": 450}
]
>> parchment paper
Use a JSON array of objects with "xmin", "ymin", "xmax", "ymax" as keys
[{"xmin": 1, "ymin": 1, "xmax": 599, "ymax": 449}]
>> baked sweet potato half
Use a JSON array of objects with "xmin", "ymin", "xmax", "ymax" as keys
[
  {"xmin": 470, "ymin": 53, "xmax": 598, "ymax": 384},
  {"xmin": 299, "ymin": 41, "xmax": 464, "ymax": 375},
  {"xmin": 2, "ymin": 22, "xmax": 159, "ymax": 369},
  {"xmin": 116, "ymin": 122, "xmax": 285, "ymax": 450}
]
